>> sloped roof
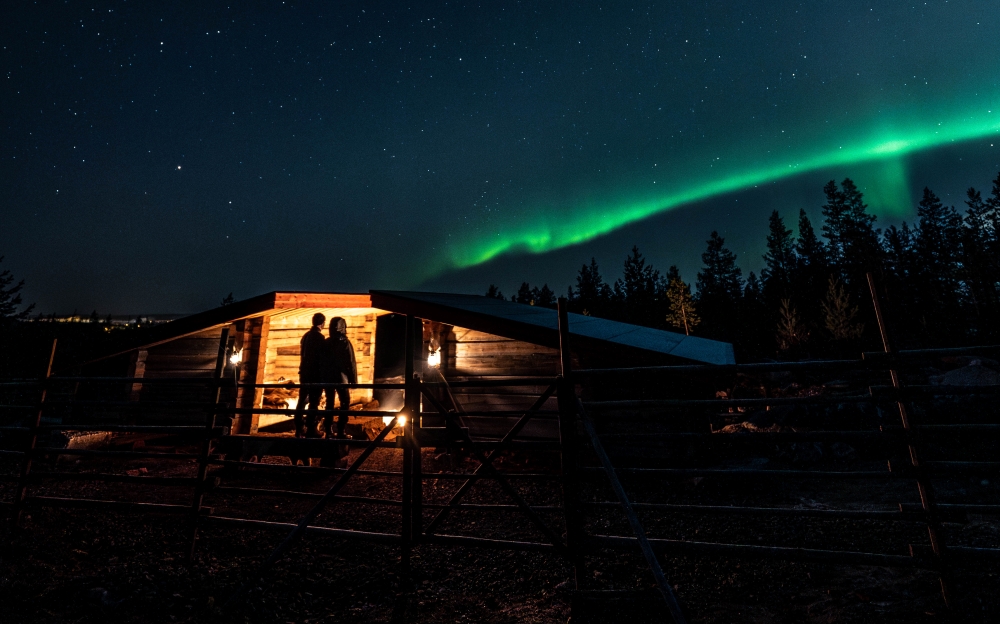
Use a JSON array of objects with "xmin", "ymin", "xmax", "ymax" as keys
[
  {"xmin": 106, "ymin": 290, "xmax": 733, "ymax": 366},
  {"xmin": 370, "ymin": 291, "xmax": 735, "ymax": 366}
]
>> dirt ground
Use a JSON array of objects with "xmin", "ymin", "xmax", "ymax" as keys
[{"xmin": 1, "ymin": 434, "xmax": 998, "ymax": 624}]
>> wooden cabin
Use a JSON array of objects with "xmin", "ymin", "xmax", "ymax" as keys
[{"xmin": 97, "ymin": 291, "xmax": 735, "ymax": 439}]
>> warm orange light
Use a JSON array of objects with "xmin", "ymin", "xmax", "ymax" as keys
[{"xmin": 383, "ymin": 414, "xmax": 407, "ymax": 429}]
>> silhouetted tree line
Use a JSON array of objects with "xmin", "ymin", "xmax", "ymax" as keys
[{"xmin": 488, "ymin": 172, "xmax": 1000, "ymax": 360}]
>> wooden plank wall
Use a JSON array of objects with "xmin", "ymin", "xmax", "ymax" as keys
[
  {"xmin": 423, "ymin": 323, "xmax": 563, "ymax": 417},
  {"xmin": 445, "ymin": 327, "xmax": 561, "ymax": 377},
  {"xmin": 138, "ymin": 326, "xmax": 227, "ymax": 422},
  {"xmin": 262, "ymin": 309, "xmax": 378, "ymax": 405}
]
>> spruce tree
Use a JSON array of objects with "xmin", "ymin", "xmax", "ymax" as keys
[
  {"xmin": 821, "ymin": 180, "xmax": 848, "ymax": 271},
  {"xmin": 696, "ymin": 231, "xmax": 744, "ymax": 342},
  {"xmin": 740, "ymin": 271, "xmax": 770, "ymax": 357},
  {"xmin": 485, "ymin": 284, "xmax": 505, "ymax": 299},
  {"xmin": 882, "ymin": 222, "xmax": 919, "ymax": 333},
  {"xmin": 0, "ymin": 256, "xmax": 34, "ymax": 326},
  {"xmin": 613, "ymin": 246, "xmax": 660, "ymax": 326},
  {"xmin": 790, "ymin": 209, "xmax": 829, "ymax": 337},
  {"xmin": 531, "ymin": 284, "xmax": 556, "ymax": 308},
  {"xmin": 962, "ymin": 187, "xmax": 999, "ymax": 333},
  {"xmin": 912, "ymin": 187, "xmax": 964, "ymax": 342},
  {"xmin": 573, "ymin": 258, "xmax": 612, "ymax": 317},
  {"xmin": 839, "ymin": 178, "xmax": 884, "ymax": 286},
  {"xmin": 515, "ymin": 282, "xmax": 533, "ymax": 305},
  {"xmin": 761, "ymin": 210, "xmax": 795, "ymax": 306}
]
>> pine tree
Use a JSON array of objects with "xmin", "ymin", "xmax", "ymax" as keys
[
  {"xmin": 839, "ymin": 178, "xmax": 884, "ymax": 286},
  {"xmin": 821, "ymin": 180, "xmax": 848, "ymax": 270},
  {"xmin": 613, "ymin": 246, "xmax": 661, "ymax": 326},
  {"xmin": 696, "ymin": 231, "xmax": 743, "ymax": 341},
  {"xmin": 740, "ymin": 272, "xmax": 770, "ymax": 357},
  {"xmin": 795, "ymin": 209, "xmax": 826, "ymax": 271},
  {"xmin": 962, "ymin": 187, "xmax": 1000, "ymax": 332},
  {"xmin": 761, "ymin": 210, "xmax": 795, "ymax": 304},
  {"xmin": 531, "ymin": 284, "xmax": 556, "ymax": 308},
  {"xmin": 909, "ymin": 187, "xmax": 965, "ymax": 342},
  {"xmin": 573, "ymin": 258, "xmax": 612, "ymax": 317},
  {"xmin": 790, "ymin": 209, "xmax": 829, "ymax": 337},
  {"xmin": 882, "ymin": 222, "xmax": 918, "ymax": 330},
  {"xmin": 664, "ymin": 266, "xmax": 699, "ymax": 335},
  {"xmin": 485, "ymin": 285, "xmax": 505, "ymax": 299},
  {"xmin": 515, "ymin": 282, "xmax": 533, "ymax": 305},
  {"xmin": 0, "ymin": 256, "xmax": 34, "ymax": 326}
]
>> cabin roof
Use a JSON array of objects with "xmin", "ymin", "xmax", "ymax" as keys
[
  {"xmin": 125, "ymin": 290, "xmax": 734, "ymax": 366},
  {"xmin": 370, "ymin": 290, "xmax": 735, "ymax": 366}
]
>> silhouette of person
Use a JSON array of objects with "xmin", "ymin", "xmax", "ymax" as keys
[
  {"xmin": 322, "ymin": 316, "xmax": 357, "ymax": 438},
  {"xmin": 294, "ymin": 312, "xmax": 326, "ymax": 438}
]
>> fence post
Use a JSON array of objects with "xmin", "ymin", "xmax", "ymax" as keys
[
  {"xmin": 400, "ymin": 316, "xmax": 416, "ymax": 583},
  {"xmin": 867, "ymin": 273, "xmax": 952, "ymax": 607},
  {"xmin": 12, "ymin": 339, "xmax": 57, "ymax": 529},
  {"xmin": 556, "ymin": 298, "xmax": 583, "ymax": 587},
  {"xmin": 188, "ymin": 328, "xmax": 230, "ymax": 560}
]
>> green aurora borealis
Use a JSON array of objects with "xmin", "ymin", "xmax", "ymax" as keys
[
  {"xmin": 7, "ymin": 1, "xmax": 1000, "ymax": 311},
  {"xmin": 449, "ymin": 109, "xmax": 1000, "ymax": 270}
]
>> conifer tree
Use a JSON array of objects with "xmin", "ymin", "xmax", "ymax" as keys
[
  {"xmin": 0, "ymin": 256, "xmax": 33, "ymax": 326},
  {"xmin": 910, "ymin": 187, "xmax": 964, "ymax": 342},
  {"xmin": 485, "ymin": 284, "xmax": 505, "ymax": 299},
  {"xmin": 514, "ymin": 282, "xmax": 533, "ymax": 304},
  {"xmin": 664, "ymin": 266, "xmax": 699, "ymax": 335},
  {"xmin": 882, "ymin": 222, "xmax": 918, "ymax": 328},
  {"xmin": 531, "ymin": 284, "xmax": 556, "ymax": 308},
  {"xmin": 740, "ymin": 271, "xmax": 770, "ymax": 357},
  {"xmin": 839, "ymin": 178, "xmax": 884, "ymax": 286},
  {"xmin": 613, "ymin": 246, "xmax": 661, "ymax": 326},
  {"xmin": 790, "ymin": 209, "xmax": 829, "ymax": 335},
  {"xmin": 821, "ymin": 181, "xmax": 848, "ymax": 270},
  {"xmin": 696, "ymin": 231, "xmax": 743, "ymax": 341},
  {"xmin": 761, "ymin": 210, "xmax": 795, "ymax": 304},
  {"xmin": 961, "ymin": 187, "xmax": 999, "ymax": 326},
  {"xmin": 573, "ymin": 258, "xmax": 612, "ymax": 317}
]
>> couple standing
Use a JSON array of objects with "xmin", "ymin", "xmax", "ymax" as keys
[{"xmin": 294, "ymin": 312, "xmax": 357, "ymax": 438}]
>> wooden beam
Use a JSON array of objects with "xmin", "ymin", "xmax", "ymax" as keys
[
  {"xmin": 250, "ymin": 315, "xmax": 270, "ymax": 434},
  {"xmin": 273, "ymin": 292, "xmax": 371, "ymax": 309},
  {"xmin": 127, "ymin": 349, "xmax": 147, "ymax": 402}
]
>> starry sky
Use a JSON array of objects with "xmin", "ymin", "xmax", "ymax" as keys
[{"xmin": 2, "ymin": 1, "xmax": 999, "ymax": 314}]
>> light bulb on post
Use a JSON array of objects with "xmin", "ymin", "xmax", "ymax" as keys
[
  {"xmin": 229, "ymin": 348, "xmax": 243, "ymax": 366},
  {"xmin": 427, "ymin": 349, "xmax": 441, "ymax": 367}
]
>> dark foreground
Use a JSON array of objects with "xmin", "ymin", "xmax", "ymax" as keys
[{"xmin": 1, "ymin": 443, "xmax": 998, "ymax": 624}]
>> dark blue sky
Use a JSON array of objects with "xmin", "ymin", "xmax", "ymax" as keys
[{"xmin": 2, "ymin": 1, "xmax": 999, "ymax": 314}]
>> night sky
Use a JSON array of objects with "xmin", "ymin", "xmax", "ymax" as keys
[{"xmin": 3, "ymin": 1, "xmax": 999, "ymax": 314}]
